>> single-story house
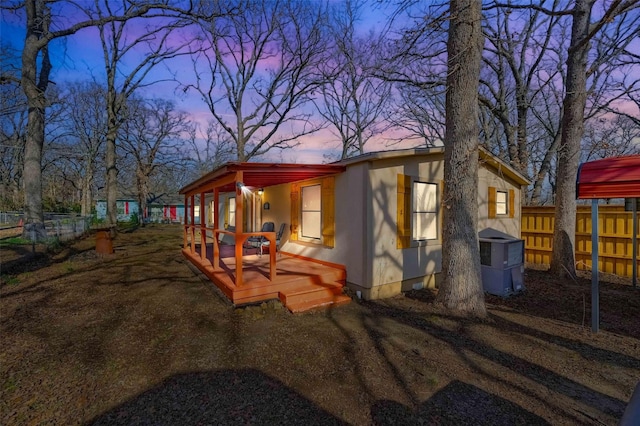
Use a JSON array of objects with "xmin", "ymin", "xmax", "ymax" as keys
[
  {"xmin": 179, "ymin": 146, "xmax": 530, "ymax": 312},
  {"xmin": 146, "ymin": 195, "xmax": 185, "ymax": 223},
  {"xmin": 95, "ymin": 198, "xmax": 140, "ymax": 222},
  {"xmin": 96, "ymin": 196, "xmax": 185, "ymax": 223}
]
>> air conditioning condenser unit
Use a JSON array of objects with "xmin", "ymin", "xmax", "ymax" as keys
[{"xmin": 479, "ymin": 236, "xmax": 525, "ymax": 297}]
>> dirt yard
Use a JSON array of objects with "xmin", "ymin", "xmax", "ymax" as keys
[{"xmin": 1, "ymin": 224, "xmax": 638, "ymax": 425}]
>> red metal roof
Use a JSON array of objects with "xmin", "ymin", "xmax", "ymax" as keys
[
  {"xmin": 577, "ymin": 155, "xmax": 640, "ymax": 199},
  {"xmin": 179, "ymin": 162, "xmax": 346, "ymax": 196}
]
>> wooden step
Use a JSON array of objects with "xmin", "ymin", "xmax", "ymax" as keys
[
  {"xmin": 280, "ymin": 282, "xmax": 350, "ymax": 313},
  {"xmin": 285, "ymin": 293, "xmax": 351, "ymax": 313},
  {"xmin": 232, "ymin": 273, "xmax": 342, "ymax": 304},
  {"xmin": 279, "ymin": 282, "xmax": 344, "ymax": 306}
]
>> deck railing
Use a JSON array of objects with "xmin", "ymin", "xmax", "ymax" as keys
[{"xmin": 183, "ymin": 224, "xmax": 276, "ymax": 287}]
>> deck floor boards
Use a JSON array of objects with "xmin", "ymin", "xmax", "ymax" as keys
[{"xmin": 183, "ymin": 244, "xmax": 348, "ymax": 310}]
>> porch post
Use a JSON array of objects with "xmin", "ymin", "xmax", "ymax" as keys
[
  {"xmin": 183, "ymin": 194, "xmax": 188, "ymax": 249},
  {"xmin": 200, "ymin": 191, "xmax": 206, "ymax": 262},
  {"xmin": 270, "ymin": 233, "xmax": 276, "ymax": 279},
  {"xmin": 213, "ymin": 188, "xmax": 220, "ymax": 269},
  {"xmin": 190, "ymin": 195, "xmax": 195, "ymax": 254},
  {"xmin": 235, "ymin": 171, "xmax": 244, "ymax": 287},
  {"xmin": 633, "ymin": 197, "xmax": 637, "ymax": 289}
]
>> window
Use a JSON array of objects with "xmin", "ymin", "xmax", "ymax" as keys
[
  {"xmin": 488, "ymin": 187, "xmax": 515, "ymax": 219},
  {"xmin": 496, "ymin": 191, "xmax": 507, "ymax": 215},
  {"xmin": 290, "ymin": 176, "xmax": 335, "ymax": 247},
  {"xmin": 228, "ymin": 197, "xmax": 236, "ymax": 226},
  {"xmin": 412, "ymin": 181, "xmax": 438, "ymax": 240},
  {"xmin": 194, "ymin": 205, "xmax": 201, "ymax": 224},
  {"xmin": 301, "ymin": 184, "xmax": 322, "ymax": 239},
  {"xmin": 397, "ymin": 174, "xmax": 440, "ymax": 248}
]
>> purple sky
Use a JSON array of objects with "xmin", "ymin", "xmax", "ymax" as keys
[{"xmin": 0, "ymin": 4, "xmax": 411, "ymax": 164}]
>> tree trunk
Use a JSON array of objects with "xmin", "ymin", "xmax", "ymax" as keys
[
  {"xmin": 436, "ymin": 0, "xmax": 486, "ymax": 317},
  {"xmin": 105, "ymin": 97, "xmax": 119, "ymax": 226},
  {"xmin": 515, "ymin": 90, "xmax": 529, "ymax": 175},
  {"xmin": 550, "ymin": 0, "xmax": 593, "ymax": 278},
  {"xmin": 81, "ymin": 158, "xmax": 94, "ymax": 217},
  {"xmin": 21, "ymin": 0, "xmax": 51, "ymax": 241},
  {"xmin": 530, "ymin": 132, "xmax": 561, "ymax": 205},
  {"xmin": 135, "ymin": 170, "xmax": 148, "ymax": 226}
]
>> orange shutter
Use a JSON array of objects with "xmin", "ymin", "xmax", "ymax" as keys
[
  {"xmin": 397, "ymin": 174, "xmax": 412, "ymax": 249},
  {"xmin": 488, "ymin": 186, "xmax": 497, "ymax": 219},
  {"xmin": 509, "ymin": 189, "xmax": 515, "ymax": 218},
  {"xmin": 290, "ymin": 183, "xmax": 299, "ymax": 241},
  {"xmin": 321, "ymin": 176, "xmax": 335, "ymax": 248}
]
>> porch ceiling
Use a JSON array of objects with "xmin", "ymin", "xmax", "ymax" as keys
[{"xmin": 180, "ymin": 162, "xmax": 346, "ymax": 196}]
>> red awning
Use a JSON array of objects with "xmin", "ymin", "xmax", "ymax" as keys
[
  {"xmin": 577, "ymin": 155, "xmax": 640, "ymax": 199},
  {"xmin": 179, "ymin": 162, "xmax": 346, "ymax": 196}
]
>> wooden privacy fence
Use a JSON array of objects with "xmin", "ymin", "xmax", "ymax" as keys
[{"xmin": 522, "ymin": 205, "xmax": 639, "ymax": 279}]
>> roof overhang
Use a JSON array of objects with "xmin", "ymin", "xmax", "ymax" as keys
[
  {"xmin": 577, "ymin": 155, "xmax": 640, "ymax": 199},
  {"xmin": 179, "ymin": 162, "xmax": 346, "ymax": 196},
  {"xmin": 478, "ymin": 147, "xmax": 531, "ymax": 186},
  {"xmin": 335, "ymin": 146, "xmax": 445, "ymax": 165},
  {"xmin": 335, "ymin": 145, "xmax": 530, "ymax": 187}
]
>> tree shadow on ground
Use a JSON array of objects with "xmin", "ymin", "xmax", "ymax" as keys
[
  {"xmin": 485, "ymin": 269, "xmax": 640, "ymax": 339},
  {"xmin": 406, "ymin": 286, "xmax": 639, "ymax": 369},
  {"xmin": 89, "ymin": 369, "xmax": 346, "ymax": 426},
  {"xmin": 371, "ymin": 380, "xmax": 549, "ymax": 425},
  {"xmin": 488, "ymin": 309, "xmax": 640, "ymax": 370},
  {"xmin": 0, "ymin": 250, "xmax": 50, "ymax": 277},
  {"xmin": 359, "ymin": 300, "xmax": 628, "ymax": 420}
]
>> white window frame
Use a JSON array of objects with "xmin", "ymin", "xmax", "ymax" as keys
[
  {"xmin": 300, "ymin": 184, "xmax": 322, "ymax": 242},
  {"xmin": 412, "ymin": 180, "xmax": 439, "ymax": 242},
  {"xmin": 228, "ymin": 197, "xmax": 236, "ymax": 226},
  {"xmin": 496, "ymin": 190, "xmax": 508, "ymax": 216}
]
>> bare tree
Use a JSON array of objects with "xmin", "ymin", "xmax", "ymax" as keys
[
  {"xmin": 315, "ymin": 0, "xmax": 391, "ymax": 159},
  {"xmin": 581, "ymin": 115, "xmax": 640, "ymax": 162},
  {"xmin": 550, "ymin": 0, "xmax": 638, "ymax": 277},
  {"xmin": 119, "ymin": 97, "xmax": 189, "ymax": 225},
  {"xmin": 435, "ymin": 0, "xmax": 486, "ymax": 316},
  {"xmin": 185, "ymin": 120, "xmax": 235, "ymax": 178},
  {"xmin": 388, "ymin": 85, "xmax": 446, "ymax": 147},
  {"xmin": 57, "ymin": 82, "xmax": 108, "ymax": 216},
  {"xmin": 184, "ymin": 0, "xmax": 328, "ymax": 161},
  {"xmin": 0, "ymin": 44, "xmax": 27, "ymax": 210},
  {"xmin": 91, "ymin": 1, "xmax": 199, "ymax": 226},
  {"xmin": 4, "ymin": 0, "xmax": 184, "ymax": 239},
  {"xmin": 480, "ymin": 1, "xmax": 564, "ymax": 177},
  {"xmin": 38, "ymin": 84, "xmax": 90, "ymax": 213},
  {"xmin": 378, "ymin": 3, "xmax": 449, "ymax": 147}
]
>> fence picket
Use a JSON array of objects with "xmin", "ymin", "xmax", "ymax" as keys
[{"xmin": 522, "ymin": 205, "xmax": 639, "ymax": 280}]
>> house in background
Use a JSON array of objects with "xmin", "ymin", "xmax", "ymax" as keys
[
  {"xmin": 95, "ymin": 198, "xmax": 140, "ymax": 222},
  {"xmin": 179, "ymin": 146, "xmax": 530, "ymax": 311},
  {"xmin": 146, "ymin": 194, "xmax": 185, "ymax": 223},
  {"xmin": 96, "ymin": 195, "xmax": 185, "ymax": 223}
]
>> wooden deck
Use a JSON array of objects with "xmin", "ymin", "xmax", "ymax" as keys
[{"xmin": 183, "ymin": 245, "xmax": 350, "ymax": 312}]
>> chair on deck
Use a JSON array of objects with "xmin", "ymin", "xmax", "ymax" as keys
[
  {"xmin": 249, "ymin": 222, "xmax": 285, "ymax": 256},
  {"xmin": 219, "ymin": 226, "xmax": 236, "ymax": 245},
  {"xmin": 247, "ymin": 222, "xmax": 274, "ymax": 256}
]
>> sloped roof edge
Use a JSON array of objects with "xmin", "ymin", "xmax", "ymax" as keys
[
  {"xmin": 478, "ymin": 147, "xmax": 531, "ymax": 186},
  {"xmin": 335, "ymin": 146, "xmax": 530, "ymax": 186}
]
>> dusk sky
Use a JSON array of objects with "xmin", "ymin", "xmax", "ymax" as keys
[
  {"xmin": 3, "ymin": 3, "xmax": 637, "ymax": 166},
  {"xmin": 0, "ymin": 3, "xmax": 414, "ymax": 164}
]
